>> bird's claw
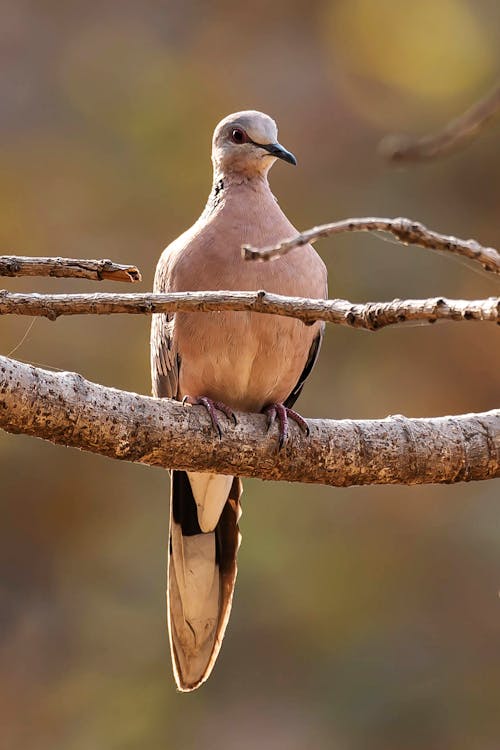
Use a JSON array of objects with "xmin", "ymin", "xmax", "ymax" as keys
[
  {"xmin": 263, "ymin": 403, "xmax": 310, "ymax": 450},
  {"xmin": 182, "ymin": 395, "xmax": 237, "ymax": 438}
]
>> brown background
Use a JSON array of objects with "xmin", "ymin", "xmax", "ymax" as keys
[{"xmin": 1, "ymin": 1, "xmax": 499, "ymax": 748}]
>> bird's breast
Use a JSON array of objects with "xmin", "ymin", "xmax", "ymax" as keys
[
  {"xmin": 176, "ymin": 309, "xmax": 312, "ymax": 412},
  {"xmin": 162, "ymin": 187, "xmax": 326, "ymax": 411}
]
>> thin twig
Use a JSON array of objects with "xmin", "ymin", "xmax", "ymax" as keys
[
  {"xmin": 0, "ymin": 256, "xmax": 142, "ymax": 283},
  {"xmin": 379, "ymin": 84, "xmax": 500, "ymax": 163},
  {"xmin": 0, "ymin": 355, "xmax": 498, "ymax": 486},
  {"xmin": 0, "ymin": 290, "xmax": 498, "ymax": 329},
  {"xmin": 243, "ymin": 216, "xmax": 500, "ymax": 273}
]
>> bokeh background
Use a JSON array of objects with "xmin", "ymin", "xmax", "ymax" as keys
[{"xmin": 1, "ymin": 1, "xmax": 500, "ymax": 748}]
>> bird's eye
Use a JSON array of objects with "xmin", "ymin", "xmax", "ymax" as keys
[{"xmin": 231, "ymin": 128, "xmax": 246, "ymax": 144}]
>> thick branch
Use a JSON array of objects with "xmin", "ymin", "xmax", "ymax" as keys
[
  {"xmin": 0, "ymin": 290, "xmax": 498, "ymax": 329},
  {"xmin": 243, "ymin": 216, "xmax": 500, "ymax": 274},
  {"xmin": 0, "ymin": 256, "xmax": 142, "ymax": 283},
  {"xmin": 0, "ymin": 355, "xmax": 498, "ymax": 486},
  {"xmin": 379, "ymin": 84, "xmax": 500, "ymax": 163}
]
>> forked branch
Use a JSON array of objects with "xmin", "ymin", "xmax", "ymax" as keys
[
  {"xmin": 0, "ymin": 290, "xmax": 498, "ymax": 330},
  {"xmin": 243, "ymin": 216, "xmax": 500, "ymax": 274},
  {"xmin": 0, "ymin": 255, "xmax": 142, "ymax": 283}
]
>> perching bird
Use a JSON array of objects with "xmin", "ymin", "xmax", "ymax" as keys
[{"xmin": 151, "ymin": 111, "xmax": 327, "ymax": 691}]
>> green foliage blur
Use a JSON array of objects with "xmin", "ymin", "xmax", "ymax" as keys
[{"xmin": 1, "ymin": 1, "xmax": 499, "ymax": 748}]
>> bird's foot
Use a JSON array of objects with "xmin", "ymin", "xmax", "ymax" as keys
[
  {"xmin": 263, "ymin": 403, "xmax": 310, "ymax": 450},
  {"xmin": 182, "ymin": 395, "xmax": 237, "ymax": 438}
]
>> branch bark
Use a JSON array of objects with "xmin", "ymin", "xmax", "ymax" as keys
[
  {"xmin": 0, "ymin": 255, "xmax": 142, "ymax": 282},
  {"xmin": 0, "ymin": 355, "xmax": 498, "ymax": 486},
  {"xmin": 379, "ymin": 84, "xmax": 500, "ymax": 163},
  {"xmin": 243, "ymin": 216, "xmax": 500, "ymax": 274},
  {"xmin": 0, "ymin": 290, "xmax": 498, "ymax": 329}
]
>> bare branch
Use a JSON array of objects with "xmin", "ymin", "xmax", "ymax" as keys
[
  {"xmin": 379, "ymin": 84, "xmax": 500, "ymax": 163},
  {"xmin": 243, "ymin": 216, "xmax": 500, "ymax": 274},
  {"xmin": 0, "ymin": 289, "xmax": 498, "ymax": 329},
  {"xmin": 0, "ymin": 355, "xmax": 498, "ymax": 486},
  {"xmin": 0, "ymin": 256, "xmax": 142, "ymax": 283}
]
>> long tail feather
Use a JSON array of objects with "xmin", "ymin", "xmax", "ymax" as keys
[{"xmin": 168, "ymin": 470, "xmax": 242, "ymax": 691}]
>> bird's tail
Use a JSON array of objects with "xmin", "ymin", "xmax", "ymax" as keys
[{"xmin": 168, "ymin": 469, "xmax": 242, "ymax": 691}]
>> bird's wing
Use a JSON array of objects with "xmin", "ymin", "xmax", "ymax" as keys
[
  {"xmin": 284, "ymin": 268, "xmax": 327, "ymax": 409},
  {"xmin": 151, "ymin": 311, "xmax": 179, "ymax": 400},
  {"xmin": 284, "ymin": 325, "xmax": 324, "ymax": 409}
]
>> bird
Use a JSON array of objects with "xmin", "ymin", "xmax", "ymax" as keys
[{"xmin": 151, "ymin": 110, "xmax": 327, "ymax": 691}]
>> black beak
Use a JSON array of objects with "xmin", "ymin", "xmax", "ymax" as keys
[{"xmin": 257, "ymin": 141, "xmax": 297, "ymax": 166}]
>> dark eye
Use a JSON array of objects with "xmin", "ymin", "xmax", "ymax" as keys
[{"xmin": 231, "ymin": 128, "xmax": 246, "ymax": 144}]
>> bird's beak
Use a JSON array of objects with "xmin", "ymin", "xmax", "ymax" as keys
[{"xmin": 259, "ymin": 141, "xmax": 297, "ymax": 166}]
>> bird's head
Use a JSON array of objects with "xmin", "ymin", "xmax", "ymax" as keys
[{"xmin": 211, "ymin": 110, "xmax": 296, "ymax": 178}]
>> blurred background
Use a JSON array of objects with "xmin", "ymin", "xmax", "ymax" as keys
[{"xmin": 1, "ymin": 1, "xmax": 499, "ymax": 748}]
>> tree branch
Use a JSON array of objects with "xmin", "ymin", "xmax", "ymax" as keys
[
  {"xmin": 0, "ymin": 290, "xmax": 498, "ymax": 329},
  {"xmin": 243, "ymin": 216, "xmax": 500, "ymax": 274},
  {"xmin": 2, "ymin": 216, "xmax": 497, "ymax": 488},
  {"xmin": 379, "ymin": 84, "xmax": 500, "ymax": 163},
  {"xmin": 0, "ymin": 355, "xmax": 498, "ymax": 486},
  {"xmin": 0, "ymin": 255, "xmax": 142, "ymax": 282}
]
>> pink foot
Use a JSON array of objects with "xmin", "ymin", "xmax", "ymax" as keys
[
  {"xmin": 263, "ymin": 403, "xmax": 310, "ymax": 450},
  {"xmin": 182, "ymin": 395, "xmax": 237, "ymax": 438}
]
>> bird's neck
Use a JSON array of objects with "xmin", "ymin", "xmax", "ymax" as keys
[{"xmin": 204, "ymin": 170, "xmax": 273, "ymax": 216}]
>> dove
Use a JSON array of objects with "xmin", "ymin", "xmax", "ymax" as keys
[{"xmin": 151, "ymin": 110, "xmax": 327, "ymax": 690}]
